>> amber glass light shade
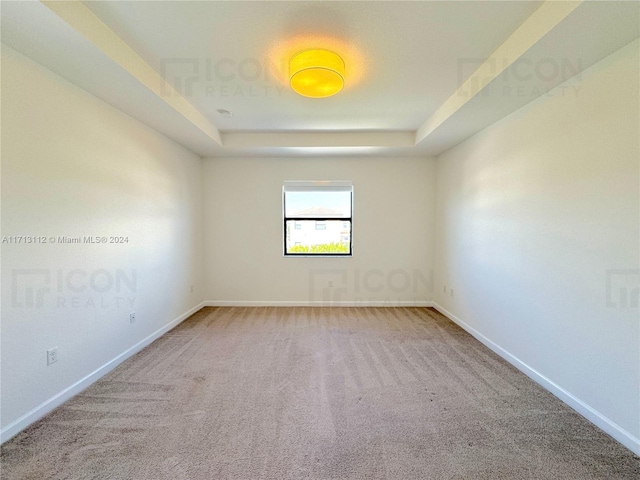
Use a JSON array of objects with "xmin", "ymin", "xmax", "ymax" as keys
[{"xmin": 290, "ymin": 49, "xmax": 345, "ymax": 98}]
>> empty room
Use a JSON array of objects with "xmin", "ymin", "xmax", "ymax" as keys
[{"xmin": 1, "ymin": 1, "xmax": 639, "ymax": 478}]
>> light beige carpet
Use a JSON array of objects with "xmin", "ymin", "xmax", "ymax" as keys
[{"xmin": 1, "ymin": 307, "xmax": 638, "ymax": 479}]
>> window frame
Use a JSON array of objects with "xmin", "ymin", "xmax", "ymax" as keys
[{"xmin": 282, "ymin": 181, "xmax": 353, "ymax": 257}]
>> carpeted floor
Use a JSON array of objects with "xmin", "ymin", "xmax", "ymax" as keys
[{"xmin": 1, "ymin": 307, "xmax": 638, "ymax": 479}]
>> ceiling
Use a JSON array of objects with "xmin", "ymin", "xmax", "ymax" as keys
[{"xmin": 2, "ymin": 1, "xmax": 639, "ymax": 158}]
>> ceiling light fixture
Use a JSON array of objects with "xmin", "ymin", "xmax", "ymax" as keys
[{"xmin": 289, "ymin": 49, "xmax": 345, "ymax": 98}]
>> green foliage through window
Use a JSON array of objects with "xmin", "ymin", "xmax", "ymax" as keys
[{"xmin": 288, "ymin": 242, "xmax": 349, "ymax": 254}]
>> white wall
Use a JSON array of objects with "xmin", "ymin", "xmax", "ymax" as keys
[
  {"xmin": 203, "ymin": 156, "xmax": 436, "ymax": 305},
  {"xmin": 433, "ymin": 40, "xmax": 640, "ymax": 453},
  {"xmin": 0, "ymin": 47, "xmax": 204, "ymax": 439}
]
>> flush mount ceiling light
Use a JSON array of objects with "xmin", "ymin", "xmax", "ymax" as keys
[{"xmin": 290, "ymin": 49, "xmax": 345, "ymax": 98}]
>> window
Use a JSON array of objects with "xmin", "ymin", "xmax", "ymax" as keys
[{"xmin": 283, "ymin": 181, "xmax": 353, "ymax": 256}]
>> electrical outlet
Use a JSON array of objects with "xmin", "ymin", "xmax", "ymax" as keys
[
  {"xmin": 47, "ymin": 347, "xmax": 58, "ymax": 366},
  {"xmin": 328, "ymin": 280, "xmax": 333, "ymax": 288},
  {"xmin": 450, "ymin": 289, "xmax": 454, "ymax": 297},
  {"xmin": 443, "ymin": 285, "xmax": 447, "ymax": 293},
  {"xmin": 130, "ymin": 312, "xmax": 136, "ymax": 324},
  {"xmin": 190, "ymin": 285, "xmax": 194, "ymax": 293}
]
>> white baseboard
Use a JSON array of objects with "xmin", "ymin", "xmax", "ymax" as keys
[
  {"xmin": 0, "ymin": 302, "xmax": 206, "ymax": 445},
  {"xmin": 431, "ymin": 302, "xmax": 640, "ymax": 456},
  {"xmin": 205, "ymin": 300, "xmax": 434, "ymax": 307}
]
